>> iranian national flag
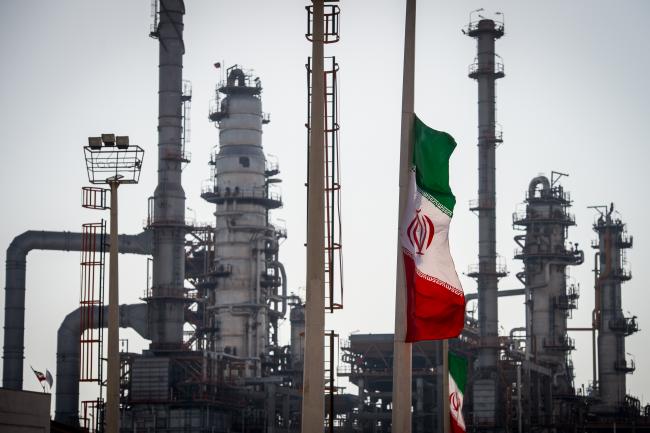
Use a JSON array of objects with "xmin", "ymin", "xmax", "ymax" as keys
[
  {"xmin": 400, "ymin": 115, "xmax": 465, "ymax": 342},
  {"xmin": 449, "ymin": 352, "xmax": 468, "ymax": 433}
]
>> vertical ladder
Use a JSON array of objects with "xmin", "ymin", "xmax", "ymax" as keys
[
  {"xmin": 80, "ymin": 399, "xmax": 104, "ymax": 433},
  {"xmin": 306, "ymin": 55, "xmax": 344, "ymax": 313},
  {"xmin": 324, "ymin": 331, "xmax": 339, "ymax": 432},
  {"xmin": 181, "ymin": 80, "xmax": 192, "ymax": 168},
  {"xmin": 80, "ymin": 187, "xmax": 108, "ymax": 432},
  {"xmin": 149, "ymin": 0, "xmax": 160, "ymax": 38},
  {"xmin": 79, "ymin": 221, "xmax": 107, "ymax": 382}
]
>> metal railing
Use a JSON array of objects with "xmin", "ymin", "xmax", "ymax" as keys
[
  {"xmin": 466, "ymin": 256, "xmax": 508, "ymax": 278},
  {"xmin": 609, "ymin": 316, "xmax": 638, "ymax": 336},
  {"xmin": 512, "ymin": 209, "xmax": 575, "ymax": 226},
  {"xmin": 615, "ymin": 358, "xmax": 636, "ymax": 372},
  {"xmin": 466, "ymin": 19, "xmax": 505, "ymax": 35},
  {"xmin": 526, "ymin": 186, "xmax": 571, "ymax": 202},
  {"xmin": 306, "ymin": 3, "xmax": 340, "ymax": 43},
  {"xmin": 468, "ymin": 61, "xmax": 505, "ymax": 77},
  {"xmin": 201, "ymin": 182, "xmax": 282, "ymax": 203},
  {"xmin": 542, "ymin": 335, "xmax": 575, "ymax": 351}
]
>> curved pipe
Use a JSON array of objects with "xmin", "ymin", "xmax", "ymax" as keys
[
  {"xmin": 509, "ymin": 327, "xmax": 527, "ymax": 340},
  {"xmin": 528, "ymin": 176, "xmax": 550, "ymax": 198},
  {"xmin": 55, "ymin": 303, "xmax": 149, "ymax": 426},
  {"xmin": 3, "ymin": 230, "xmax": 152, "ymax": 390},
  {"xmin": 272, "ymin": 261, "xmax": 288, "ymax": 316},
  {"xmin": 227, "ymin": 68, "xmax": 246, "ymax": 87}
]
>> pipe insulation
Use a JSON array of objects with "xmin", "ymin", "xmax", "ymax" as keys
[
  {"xmin": 2, "ymin": 230, "xmax": 152, "ymax": 390},
  {"xmin": 54, "ymin": 303, "xmax": 149, "ymax": 426}
]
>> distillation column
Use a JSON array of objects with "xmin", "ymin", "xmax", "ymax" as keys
[
  {"xmin": 512, "ymin": 176, "xmax": 583, "ymax": 426},
  {"xmin": 149, "ymin": 0, "xmax": 187, "ymax": 350},
  {"xmin": 202, "ymin": 66, "xmax": 283, "ymax": 377},
  {"xmin": 593, "ymin": 204, "xmax": 637, "ymax": 413},
  {"xmin": 466, "ymin": 18, "xmax": 505, "ymax": 428}
]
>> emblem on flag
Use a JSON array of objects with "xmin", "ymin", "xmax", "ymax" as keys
[{"xmin": 406, "ymin": 209, "xmax": 435, "ymax": 255}]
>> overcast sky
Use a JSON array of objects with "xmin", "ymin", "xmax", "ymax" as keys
[{"xmin": 1, "ymin": 0, "xmax": 649, "ymax": 412}]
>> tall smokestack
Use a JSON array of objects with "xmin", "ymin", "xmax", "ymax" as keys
[
  {"xmin": 466, "ymin": 16, "xmax": 505, "ymax": 428},
  {"xmin": 149, "ymin": 0, "xmax": 186, "ymax": 350}
]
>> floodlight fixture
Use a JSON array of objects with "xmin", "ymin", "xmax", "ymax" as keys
[
  {"xmin": 84, "ymin": 134, "xmax": 144, "ymax": 184},
  {"xmin": 116, "ymin": 135, "xmax": 130, "ymax": 149},
  {"xmin": 101, "ymin": 133, "xmax": 116, "ymax": 146},
  {"xmin": 88, "ymin": 136, "xmax": 103, "ymax": 149}
]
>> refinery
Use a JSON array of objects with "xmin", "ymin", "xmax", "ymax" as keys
[{"xmin": 1, "ymin": 1, "xmax": 649, "ymax": 433}]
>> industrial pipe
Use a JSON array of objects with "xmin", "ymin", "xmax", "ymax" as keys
[
  {"xmin": 2, "ymin": 230, "xmax": 152, "ymax": 390},
  {"xmin": 465, "ymin": 288, "xmax": 524, "ymax": 302},
  {"xmin": 54, "ymin": 303, "xmax": 149, "ymax": 426},
  {"xmin": 528, "ymin": 176, "xmax": 551, "ymax": 198},
  {"xmin": 271, "ymin": 261, "xmax": 288, "ymax": 316}
]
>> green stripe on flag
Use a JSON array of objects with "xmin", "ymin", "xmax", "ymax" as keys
[
  {"xmin": 413, "ymin": 115, "xmax": 457, "ymax": 215},
  {"xmin": 449, "ymin": 352, "xmax": 467, "ymax": 392}
]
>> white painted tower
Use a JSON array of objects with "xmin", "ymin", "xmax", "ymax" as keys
[{"xmin": 202, "ymin": 65, "xmax": 285, "ymax": 378}]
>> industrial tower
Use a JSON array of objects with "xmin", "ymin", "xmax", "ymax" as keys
[
  {"xmin": 147, "ymin": 0, "xmax": 187, "ymax": 352},
  {"xmin": 592, "ymin": 204, "xmax": 638, "ymax": 414},
  {"xmin": 513, "ymin": 174, "xmax": 584, "ymax": 427},
  {"xmin": 465, "ymin": 16, "xmax": 506, "ymax": 429},
  {"xmin": 203, "ymin": 64, "xmax": 285, "ymax": 377}
]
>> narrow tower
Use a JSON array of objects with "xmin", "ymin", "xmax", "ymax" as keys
[
  {"xmin": 148, "ymin": 0, "xmax": 187, "ymax": 350},
  {"xmin": 465, "ymin": 16, "xmax": 505, "ymax": 428},
  {"xmin": 592, "ymin": 204, "xmax": 637, "ymax": 413},
  {"xmin": 513, "ymin": 175, "xmax": 583, "ymax": 427},
  {"xmin": 202, "ymin": 65, "xmax": 285, "ymax": 378}
]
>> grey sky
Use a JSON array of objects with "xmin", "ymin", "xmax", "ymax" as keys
[{"xmin": 1, "ymin": 0, "xmax": 649, "ymax": 411}]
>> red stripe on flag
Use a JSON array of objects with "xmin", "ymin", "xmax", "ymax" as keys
[
  {"xmin": 403, "ymin": 252, "xmax": 465, "ymax": 342},
  {"xmin": 450, "ymin": 416, "xmax": 465, "ymax": 433}
]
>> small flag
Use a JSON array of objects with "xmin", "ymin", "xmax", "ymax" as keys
[
  {"xmin": 449, "ymin": 352, "xmax": 468, "ymax": 433},
  {"xmin": 46, "ymin": 369, "xmax": 54, "ymax": 388},
  {"xmin": 30, "ymin": 365, "xmax": 46, "ymax": 383},
  {"xmin": 400, "ymin": 115, "xmax": 465, "ymax": 341}
]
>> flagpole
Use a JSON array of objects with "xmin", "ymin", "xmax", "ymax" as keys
[
  {"xmin": 392, "ymin": 0, "xmax": 416, "ymax": 432},
  {"xmin": 301, "ymin": 0, "xmax": 326, "ymax": 431},
  {"xmin": 443, "ymin": 339, "xmax": 450, "ymax": 433}
]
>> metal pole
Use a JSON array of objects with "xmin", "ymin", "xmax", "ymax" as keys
[
  {"xmin": 592, "ymin": 325, "xmax": 597, "ymax": 389},
  {"xmin": 301, "ymin": 0, "xmax": 326, "ymax": 431},
  {"xmin": 329, "ymin": 332, "xmax": 335, "ymax": 433},
  {"xmin": 105, "ymin": 180, "xmax": 119, "ymax": 433},
  {"xmin": 443, "ymin": 340, "xmax": 450, "ymax": 433},
  {"xmin": 517, "ymin": 364, "xmax": 522, "ymax": 433},
  {"xmin": 392, "ymin": 0, "xmax": 415, "ymax": 431}
]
